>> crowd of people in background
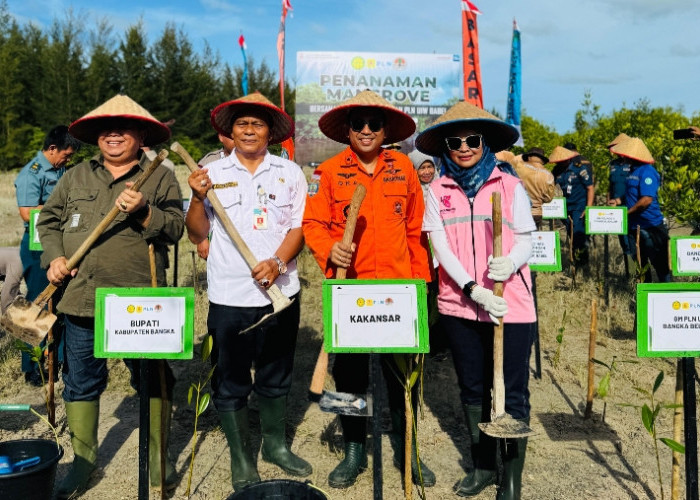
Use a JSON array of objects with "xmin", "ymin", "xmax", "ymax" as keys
[{"xmin": 0, "ymin": 90, "xmax": 695, "ymax": 499}]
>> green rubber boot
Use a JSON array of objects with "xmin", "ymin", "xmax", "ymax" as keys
[
  {"xmin": 219, "ymin": 408, "xmax": 261, "ymax": 491},
  {"xmin": 454, "ymin": 405, "xmax": 497, "ymax": 497},
  {"xmin": 389, "ymin": 404, "xmax": 436, "ymax": 487},
  {"xmin": 258, "ymin": 396, "xmax": 312, "ymax": 476},
  {"xmin": 328, "ymin": 441, "xmax": 368, "ymax": 489},
  {"xmin": 56, "ymin": 400, "xmax": 99, "ymax": 499},
  {"xmin": 149, "ymin": 398, "xmax": 177, "ymax": 490},
  {"xmin": 496, "ymin": 419, "xmax": 529, "ymax": 500}
]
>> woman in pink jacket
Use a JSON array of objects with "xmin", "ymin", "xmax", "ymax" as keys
[{"xmin": 417, "ymin": 101, "xmax": 536, "ymax": 500}]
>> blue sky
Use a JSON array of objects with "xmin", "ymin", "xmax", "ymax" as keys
[{"xmin": 8, "ymin": 0, "xmax": 700, "ymax": 133}]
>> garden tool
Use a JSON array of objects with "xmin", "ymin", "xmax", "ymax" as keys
[
  {"xmin": 308, "ymin": 183, "xmax": 372, "ymax": 416},
  {"xmin": 478, "ymin": 192, "xmax": 536, "ymax": 439},
  {"xmin": 0, "ymin": 150, "xmax": 170, "ymax": 346},
  {"xmin": 171, "ymin": 141, "xmax": 292, "ymax": 334}
]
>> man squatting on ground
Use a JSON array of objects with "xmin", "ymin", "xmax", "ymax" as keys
[
  {"xmin": 37, "ymin": 94, "xmax": 183, "ymax": 498},
  {"xmin": 303, "ymin": 90, "xmax": 434, "ymax": 489},
  {"xmin": 185, "ymin": 92, "xmax": 312, "ymax": 492}
]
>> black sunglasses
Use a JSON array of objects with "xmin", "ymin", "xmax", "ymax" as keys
[
  {"xmin": 445, "ymin": 135, "xmax": 483, "ymax": 151},
  {"xmin": 350, "ymin": 118, "xmax": 384, "ymax": 133}
]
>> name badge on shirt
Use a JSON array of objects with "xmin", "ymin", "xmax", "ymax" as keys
[
  {"xmin": 566, "ymin": 185, "xmax": 572, "ymax": 195},
  {"xmin": 70, "ymin": 213, "xmax": 80, "ymax": 228},
  {"xmin": 253, "ymin": 207, "xmax": 268, "ymax": 230}
]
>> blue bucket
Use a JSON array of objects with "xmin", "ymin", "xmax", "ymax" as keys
[
  {"xmin": 0, "ymin": 439, "xmax": 63, "ymax": 500},
  {"xmin": 227, "ymin": 479, "xmax": 327, "ymax": 499}
]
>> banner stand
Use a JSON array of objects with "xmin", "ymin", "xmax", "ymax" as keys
[{"xmin": 683, "ymin": 357, "xmax": 699, "ymax": 499}]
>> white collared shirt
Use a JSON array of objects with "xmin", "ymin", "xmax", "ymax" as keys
[{"xmin": 197, "ymin": 150, "xmax": 307, "ymax": 307}]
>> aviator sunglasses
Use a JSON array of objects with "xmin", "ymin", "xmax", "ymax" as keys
[
  {"xmin": 349, "ymin": 118, "xmax": 384, "ymax": 133},
  {"xmin": 445, "ymin": 134, "xmax": 483, "ymax": 151}
]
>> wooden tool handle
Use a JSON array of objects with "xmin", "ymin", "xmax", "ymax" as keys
[
  {"xmin": 491, "ymin": 192, "xmax": 506, "ymax": 417},
  {"xmin": 309, "ymin": 183, "xmax": 366, "ymax": 397},
  {"xmin": 33, "ymin": 150, "xmax": 168, "ymax": 309}
]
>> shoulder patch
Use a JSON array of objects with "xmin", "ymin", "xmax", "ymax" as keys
[{"xmin": 644, "ymin": 177, "xmax": 653, "ymax": 185}]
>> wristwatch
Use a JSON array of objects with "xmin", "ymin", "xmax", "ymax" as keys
[
  {"xmin": 273, "ymin": 255, "xmax": 287, "ymax": 275},
  {"xmin": 462, "ymin": 281, "xmax": 478, "ymax": 298}
]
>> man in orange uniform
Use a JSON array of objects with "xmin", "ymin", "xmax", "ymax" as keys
[{"xmin": 303, "ymin": 90, "xmax": 433, "ymax": 488}]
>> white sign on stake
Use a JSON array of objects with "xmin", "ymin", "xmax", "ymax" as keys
[
  {"xmin": 586, "ymin": 207, "xmax": 626, "ymax": 235},
  {"xmin": 529, "ymin": 231, "xmax": 557, "ymax": 266},
  {"xmin": 676, "ymin": 239, "xmax": 700, "ymax": 274},
  {"xmin": 647, "ymin": 292, "xmax": 700, "ymax": 352},
  {"xmin": 541, "ymin": 198, "xmax": 566, "ymax": 219}
]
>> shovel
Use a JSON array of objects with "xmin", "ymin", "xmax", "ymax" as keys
[
  {"xmin": 308, "ymin": 183, "xmax": 372, "ymax": 416},
  {"xmin": 478, "ymin": 192, "xmax": 536, "ymax": 439},
  {"xmin": 170, "ymin": 141, "xmax": 293, "ymax": 334},
  {"xmin": 0, "ymin": 150, "xmax": 170, "ymax": 346}
]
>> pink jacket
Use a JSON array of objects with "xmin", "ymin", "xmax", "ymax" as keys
[{"xmin": 430, "ymin": 169, "xmax": 536, "ymax": 324}]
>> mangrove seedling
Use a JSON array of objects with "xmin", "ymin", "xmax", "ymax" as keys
[{"xmin": 592, "ymin": 356, "xmax": 637, "ymax": 422}]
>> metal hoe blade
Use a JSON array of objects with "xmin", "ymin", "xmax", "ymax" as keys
[
  {"xmin": 318, "ymin": 390, "xmax": 372, "ymax": 417},
  {"xmin": 0, "ymin": 296, "xmax": 57, "ymax": 346},
  {"xmin": 478, "ymin": 413, "xmax": 535, "ymax": 439}
]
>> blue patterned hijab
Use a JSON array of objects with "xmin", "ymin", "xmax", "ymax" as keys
[{"xmin": 441, "ymin": 143, "xmax": 516, "ymax": 198}]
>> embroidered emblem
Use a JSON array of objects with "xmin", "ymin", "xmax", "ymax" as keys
[
  {"xmin": 212, "ymin": 181, "xmax": 238, "ymax": 189},
  {"xmin": 441, "ymin": 195, "xmax": 452, "ymax": 209},
  {"xmin": 394, "ymin": 202, "xmax": 403, "ymax": 215},
  {"xmin": 338, "ymin": 172, "xmax": 356, "ymax": 179},
  {"xmin": 278, "ymin": 177, "xmax": 285, "ymax": 183}
]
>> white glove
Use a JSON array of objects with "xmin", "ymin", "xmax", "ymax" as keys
[
  {"xmin": 487, "ymin": 255, "xmax": 515, "ymax": 282},
  {"xmin": 470, "ymin": 285, "xmax": 508, "ymax": 325}
]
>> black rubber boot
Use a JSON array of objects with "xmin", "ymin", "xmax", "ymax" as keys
[
  {"xmin": 258, "ymin": 395, "xmax": 312, "ymax": 476},
  {"xmin": 328, "ymin": 441, "xmax": 368, "ymax": 488},
  {"xmin": 329, "ymin": 415, "xmax": 367, "ymax": 489},
  {"xmin": 149, "ymin": 397, "xmax": 177, "ymax": 490},
  {"xmin": 218, "ymin": 408, "xmax": 260, "ymax": 491},
  {"xmin": 56, "ymin": 400, "xmax": 99, "ymax": 499},
  {"xmin": 496, "ymin": 419, "xmax": 529, "ymax": 500},
  {"xmin": 454, "ymin": 405, "xmax": 497, "ymax": 497},
  {"xmin": 389, "ymin": 402, "xmax": 436, "ymax": 487}
]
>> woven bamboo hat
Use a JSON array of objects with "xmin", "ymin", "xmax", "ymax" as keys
[
  {"xmin": 522, "ymin": 147, "xmax": 549, "ymax": 164},
  {"xmin": 211, "ymin": 92, "xmax": 294, "ymax": 145},
  {"xmin": 318, "ymin": 90, "xmax": 416, "ymax": 145},
  {"xmin": 610, "ymin": 137, "xmax": 654, "ymax": 163},
  {"xmin": 415, "ymin": 101, "xmax": 519, "ymax": 156},
  {"xmin": 607, "ymin": 132, "xmax": 631, "ymax": 148},
  {"xmin": 548, "ymin": 146, "xmax": 578, "ymax": 164},
  {"xmin": 69, "ymin": 94, "xmax": 171, "ymax": 146}
]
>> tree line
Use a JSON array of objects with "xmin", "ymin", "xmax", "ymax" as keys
[{"xmin": 1, "ymin": 3, "xmax": 698, "ymax": 228}]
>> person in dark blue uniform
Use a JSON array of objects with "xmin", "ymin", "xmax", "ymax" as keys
[
  {"xmin": 612, "ymin": 137, "xmax": 670, "ymax": 282},
  {"xmin": 551, "ymin": 146, "xmax": 594, "ymax": 266},
  {"xmin": 605, "ymin": 133, "xmax": 633, "ymax": 257},
  {"xmin": 14, "ymin": 125, "xmax": 80, "ymax": 385}
]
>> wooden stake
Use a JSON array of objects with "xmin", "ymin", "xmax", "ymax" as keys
[
  {"xmin": 671, "ymin": 360, "xmax": 683, "ymax": 500},
  {"xmin": 47, "ymin": 298, "xmax": 55, "ymax": 428},
  {"xmin": 404, "ymin": 381, "xmax": 412, "ymax": 500},
  {"xmin": 584, "ymin": 299, "xmax": 597, "ymax": 419},
  {"xmin": 636, "ymin": 225, "xmax": 642, "ymax": 283}
]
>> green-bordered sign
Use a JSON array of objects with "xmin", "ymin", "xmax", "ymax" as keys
[
  {"xmin": 585, "ymin": 206, "xmax": 627, "ymax": 235},
  {"xmin": 322, "ymin": 279, "xmax": 428, "ymax": 353},
  {"xmin": 671, "ymin": 236, "xmax": 700, "ymax": 276},
  {"xmin": 541, "ymin": 198, "xmax": 567, "ymax": 219},
  {"xmin": 637, "ymin": 283, "xmax": 700, "ymax": 357},
  {"xmin": 29, "ymin": 209, "xmax": 42, "ymax": 251},
  {"xmin": 94, "ymin": 287, "xmax": 195, "ymax": 359},
  {"xmin": 528, "ymin": 231, "xmax": 562, "ymax": 272}
]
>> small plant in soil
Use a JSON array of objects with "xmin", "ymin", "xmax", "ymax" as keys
[
  {"xmin": 622, "ymin": 370, "xmax": 684, "ymax": 500},
  {"xmin": 553, "ymin": 310, "xmax": 578, "ymax": 368},
  {"xmin": 13, "ymin": 340, "xmax": 49, "ymax": 413},
  {"xmin": 185, "ymin": 333, "xmax": 216, "ymax": 498},
  {"xmin": 592, "ymin": 355, "xmax": 637, "ymax": 422}
]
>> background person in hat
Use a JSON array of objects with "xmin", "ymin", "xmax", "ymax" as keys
[
  {"xmin": 14, "ymin": 125, "xmax": 81, "ymax": 386},
  {"xmin": 37, "ymin": 94, "xmax": 184, "ymax": 498},
  {"xmin": 605, "ymin": 133, "xmax": 635, "ymax": 259},
  {"xmin": 303, "ymin": 90, "xmax": 433, "ymax": 489},
  {"xmin": 551, "ymin": 144, "xmax": 594, "ymax": 267},
  {"xmin": 612, "ymin": 137, "xmax": 671, "ymax": 282},
  {"xmin": 417, "ymin": 100, "xmax": 536, "ymax": 500},
  {"xmin": 186, "ymin": 92, "xmax": 312, "ymax": 492}
]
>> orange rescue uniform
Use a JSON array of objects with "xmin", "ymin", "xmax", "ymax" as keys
[{"xmin": 303, "ymin": 147, "xmax": 430, "ymax": 281}]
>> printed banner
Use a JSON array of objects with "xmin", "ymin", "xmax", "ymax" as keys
[
  {"xmin": 505, "ymin": 20, "xmax": 523, "ymax": 146},
  {"xmin": 295, "ymin": 51, "xmax": 461, "ymax": 165},
  {"xmin": 461, "ymin": 0, "xmax": 483, "ymax": 107}
]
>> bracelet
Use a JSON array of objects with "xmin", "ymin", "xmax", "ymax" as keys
[{"xmin": 462, "ymin": 281, "xmax": 478, "ymax": 298}]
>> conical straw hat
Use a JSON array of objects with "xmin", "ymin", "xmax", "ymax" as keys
[
  {"xmin": 607, "ymin": 132, "xmax": 631, "ymax": 148},
  {"xmin": 211, "ymin": 92, "xmax": 294, "ymax": 145},
  {"xmin": 548, "ymin": 146, "xmax": 578, "ymax": 164},
  {"xmin": 610, "ymin": 137, "xmax": 654, "ymax": 163},
  {"xmin": 318, "ymin": 89, "xmax": 416, "ymax": 145},
  {"xmin": 69, "ymin": 94, "xmax": 171, "ymax": 146},
  {"xmin": 415, "ymin": 101, "xmax": 519, "ymax": 156}
]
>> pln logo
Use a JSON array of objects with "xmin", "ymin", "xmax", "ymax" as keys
[
  {"xmin": 672, "ymin": 301, "xmax": 691, "ymax": 310},
  {"xmin": 126, "ymin": 303, "xmax": 159, "ymax": 313},
  {"xmin": 355, "ymin": 297, "xmax": 376, "ymax": 307},
  {"xmin": 351, "ymin": 57, "xmax": 365, "ymax": 70}
]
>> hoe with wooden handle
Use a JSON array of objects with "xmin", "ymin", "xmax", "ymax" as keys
[
  {"xmin": 308, "ymin": 183, "xmax": 370, "ymax": 416},
  {"xmin": 478, "ymin": 192, "xmax": 535, "ymax": 439},
  {"xmin": 170, "ymin": 141, "xmax": 292, "ymax": 334},
  {"xmin": 0, "ymin": 150, "xmax": 170, "ymax": 346}
]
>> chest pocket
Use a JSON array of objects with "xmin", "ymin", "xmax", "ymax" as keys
[
  {"xmin": 267, "ymin": 186, "xmax": 293, "ymax": 230},
  {"xmin": 331, "ymin": 185, "xmax": 356, "ymax": 223},
  {"xmin": 382, "ymin": 181, "xmax": 407, "ymax": 221},
  {"xmin": 64, "ymin": 188, "xmax": 99, "ymax": 233},
  {"xmin": 216, "ymin": 187, "xmax": 242, "ymax": 209}
]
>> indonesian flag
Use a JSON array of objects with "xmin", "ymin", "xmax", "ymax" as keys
[
  {"xmin": 239, "ymin": 34, "xmax": 248, "ymax": 95},
  {"xmin": 238, "ymin": 34, "xmax": 246, "ymax": 50},
  {"xmin": 461, "ymin": 0, "xmax": 484, "ymax": 107},
  {"xmin": 276, "ymin": 0, "xmax": 292, "ymax": 111}
]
